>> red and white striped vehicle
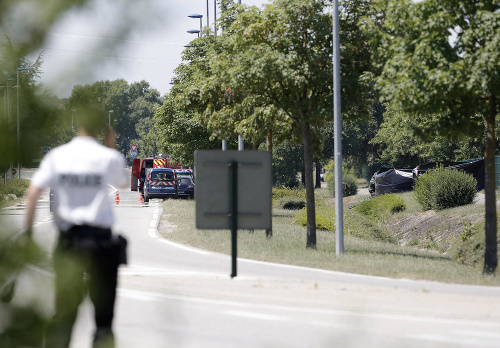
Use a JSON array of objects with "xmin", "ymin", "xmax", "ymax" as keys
[{"xmin": 143, "ymin": 168, "xmax": 177, "ymax": 202}]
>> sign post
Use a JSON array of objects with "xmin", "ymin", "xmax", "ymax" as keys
[
  {"xmin": 229, "ymin": 161, "xmax": 238, "ymax": 278},
  {"xmin": 130, "ymin": 144, "xmax": 138, "ymax": 160},
  {"xmin": 195, "ymin": 150, "xmax": 272, "ymax": 278}
]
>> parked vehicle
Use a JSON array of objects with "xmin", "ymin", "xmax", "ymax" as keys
[
  {"xmin": 177, "ymin": 176, "xmax": 195, "ymax": 199},
  {"xmin": 174, "ymin": 169, "xmax": 194, "ymax": 182},
  {"xmin": 131, "ymin": 155, "xmax": 183, "ymax": 192},
  {"xmin": 143, "ymin": 168, "xmax": 177, "ymax": 202}
]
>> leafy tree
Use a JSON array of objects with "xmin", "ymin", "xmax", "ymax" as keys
[
  {"xmin": 365, "ymin": 0, "xmax": 500, "ymax": 273},
  {"xmin": 339, "ymin": 0, "xmax": 378, "ymax": 121},
  {"xmin": 272, "ymin": 142, "xmax": 303, "ymax": 188},
  {"xmin": 67, "ymin": 79, "xmax": 161, "ymax": 158},
  {"xmin": 155, "ymin": 34, "xmax": 221, "ymax": 166},
  {"xmin": 174, "ymin": 0, "xmax": 378, "ymax": 248},
  {"xmin": 0, "ymin": 39, "xmax": 63, "ymax": 169},
  {"xmin": 156, "ymin": 93, "xmax": 220, "ymax": 167},
  {"xmin": 180, "ymin": 0, "xmax": 333, "ymax": 249},
  {"xmin": 369, "ymin": 102, "xmax": 485, "ymax": 167}
]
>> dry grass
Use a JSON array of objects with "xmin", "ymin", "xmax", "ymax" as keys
[{"xmin": 159, "ymin": 189, "xmax": 500, "ymax": 286}]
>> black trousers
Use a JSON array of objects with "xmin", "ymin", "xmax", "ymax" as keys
[{"xmin": 45, "ymin": 226, "xmax": 118, "ymax": 348}]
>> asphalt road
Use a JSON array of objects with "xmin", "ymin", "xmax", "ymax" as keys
[{"xmin": 3, "ymin": 176, "xmax": 500, "ymax": 348}]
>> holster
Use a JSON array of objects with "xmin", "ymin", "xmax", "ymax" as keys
[
  {"xmin": 109, "ymin": 234, "xmax": 128, "ymax": 265},
  {"xmin": 60, "ymin": 226, "xmax": 128, "ymax": 266}
]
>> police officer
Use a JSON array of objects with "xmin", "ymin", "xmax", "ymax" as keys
[{"xmin": 25, "ymin": 105, "xmax": 128, "ymax": 348}]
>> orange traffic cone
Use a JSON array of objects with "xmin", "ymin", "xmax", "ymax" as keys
[
  {"xmin": 114, "ymin": 191, "xmax": 120, "ymax": 205},
  {"xmin": 139, "ymin": 194, "xmax": 144, "ymax": 203}
]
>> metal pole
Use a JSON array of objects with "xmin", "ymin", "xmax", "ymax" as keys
[
  {"xmin": 15, "ymin": 68, "xmax": 27, "ymax": 179},
  {"xmin": 3, "ymin": 87, "xmax": 6, "ymax": 120},
  {"xmin": 16, "ymin": 70, "xmax": 20, "ymax": 179},
  {"xmin": 333, "ymin": 0, "xmax": 344, "ymax": 256},
  {"xmin": 2, "ymin": 87, "xmax": 6, "ymax": 184},
  {"xmin": 222, "ymin": 140, "xmax": 227, "ymax": 151},
  {"xmin": 108, "ymin": 110, "xmax": 114, "ymax": 127},
  {"xmin": 230, "ymin": 161, "xmax": 238, "ymax": 278},
  {"xmin": 214, "ymin": 0, "xmax": 217, "ymax": 36},
  {"xmin": 7, "ymin": 78, "xmax": 15, "ymax": 181},
  {"xmin": 207, "ymin": 0, "xmax": 209, "ymax": 28},
  {"xmin": 238, "ymin": 135, "xmax": 244, "ymax": 151}
]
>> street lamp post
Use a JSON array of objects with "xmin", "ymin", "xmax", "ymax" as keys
[
  {"xmin": 187, "ymin": 29, "xmax": 201, "ymax": 38},
  {"xmin": 72, "ymin": 109, "xmax": 76, "ymax": 131},
  {"xmin": 214, "ymin": 0, "xmax": 217, "ymax": 36},
  {"xmin": 0, "ymin": 84, "xmax": 13, "ymax": 184},
  {"xmin": 16, "ymin": 68, "xmax": 27, "ymax": 179},
  {"xmin": 206, "ymin": 0, "xmax": 209, "ymax": 27},
  {"xmin": 7, "ymin": 78, "xmax": 15, "ymax": 181},
  {"xmin": 108, "ymin": 110, "xmax": 114, "ymax": 128},
  {"xmin": 188, "ymin": 14, "xmax": 203, "ymax": 37},
  {"xmin": 238, "ymin": 135, "xmax": 244, "ymax": 151},
  {"xmin": 332, "ymin": 0, "xmax": 344, "ymax": 255}
]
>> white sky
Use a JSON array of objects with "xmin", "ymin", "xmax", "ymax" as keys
[{"xmin": 32, "ymin": 0, "xmax": 270, "ymax": 98}]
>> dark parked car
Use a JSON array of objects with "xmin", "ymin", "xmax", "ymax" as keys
[{"xmin": 177, "ymin": 176, "xmax": 195, "ymax": 199}]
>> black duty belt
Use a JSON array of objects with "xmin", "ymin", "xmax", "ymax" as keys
[
  {"xmin": 59, "ymin": 225, "xmax": 127, "ymax": 265},
  {"xmin": 62, "ymin": 225, "xmax": 112, "ymax": 240}
]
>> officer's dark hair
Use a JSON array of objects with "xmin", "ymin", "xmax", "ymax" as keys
[{"xmin": 75, "ymin": 105, "xmax": 107, "ymax": 136}]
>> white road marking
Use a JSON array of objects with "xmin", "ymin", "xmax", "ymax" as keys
[
  {"xmin": 222, "ymin": 310, "xmax": 285, "ymax": 321},
  {"xmin": 33, "ymin": 215, "xmax": 53, "ymax": 228},
  {"xmin": 157, "ymin": 238, "xmax": 210, "ymax": 255},
  {"xmin": 407, "ymin": 333, "xmax": 500, "ymax": 347},
  {"xmin": 147, "ymin": 201, "xmax": 210, "ymax": 255},
  {"xmin": 452, "ymin": 330, "xmax": 500, "ymax": 339},
  {"xmin": 147, "ymin": 202, "xmax": 161, "ymax": 238},
  {"xmin": 117, "ymin": 288, "xmax": 500, "ymax": 329},
  {"xmin": 120, "ymin": 265, "xmax": 231, "ymax": 279}
]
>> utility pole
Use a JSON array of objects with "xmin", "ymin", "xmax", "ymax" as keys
[{"xmin": 333, "ymin": 0, "xmax": 344, "ymax": 255}]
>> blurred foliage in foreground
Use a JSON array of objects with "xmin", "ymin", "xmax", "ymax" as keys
[
  {"xmin": 0, "ymin": 0, "xmax": 104, "ymax": 345},
  {"xmin": 0, "ymin": 233, "xmax": 46, "ymax": 347}
]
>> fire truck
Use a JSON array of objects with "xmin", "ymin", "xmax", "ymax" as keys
[{"xmin": 131, "ymin": 154, "xmax": 183, "ymax": 192}]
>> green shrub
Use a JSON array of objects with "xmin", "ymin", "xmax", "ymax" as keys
[
  {"xmin": 295, "ymin": 203, "xmax": 335, "ymax": 231},
  {"xmin": 326, "ymin": 173, "xmax": 358, "ymax": 197},
  {"xmin": 414, "ymin": 167, "xmax": 477, "ymax": 210},
  {"xmin": 353, "ymin": 193, "xmax": 406, "ymax": 222},
  {"xmin": 273, "ymin": 188, "xmax": 307, "ymax": 210},
  {"xmin": 0, "ymin": 179, "xmax": 30, "ymax": 198}
]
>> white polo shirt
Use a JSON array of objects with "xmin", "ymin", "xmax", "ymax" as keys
[{"xmin": 31, "ymin": 136, "xmax": 128, "ymax": 231}]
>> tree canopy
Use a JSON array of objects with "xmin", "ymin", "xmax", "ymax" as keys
[
  {"xmin": 365, "ymin": 0, "xmax": 500, "ymax": 273},
  {"xmin": 67, "ymin": 79, "xmax": 162, "ymax": 159},
  {"xmin": 175, "ymin": 0, "xmax": 335, "ymax": 248}
]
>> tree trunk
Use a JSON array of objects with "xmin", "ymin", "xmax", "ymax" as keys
[
  {"xmin": 315, "ymin": 158, "xmax": 321, "ymax": 188},
  {"xmin": 483, "ymin": 92, "xmax": 498, "ymax": 274},
  {"xmin": 302, "ymin": 122, "xmax": 316, "ymax": 249},
  {"xmin": 266, "ymin": 129, "xmax": 273, "ymax": 153},
  {"xmin": 266, "ymin": 129, "xmax": 273, "ymax": 238}
]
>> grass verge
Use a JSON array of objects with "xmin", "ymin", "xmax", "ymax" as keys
[
  {"xmin": 0, "ymin": 179, "xmax": 29, "ymax": 208},
  {"xmin": 159, "ymin": 188, "xmax": 500, "ymax": 286}
]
